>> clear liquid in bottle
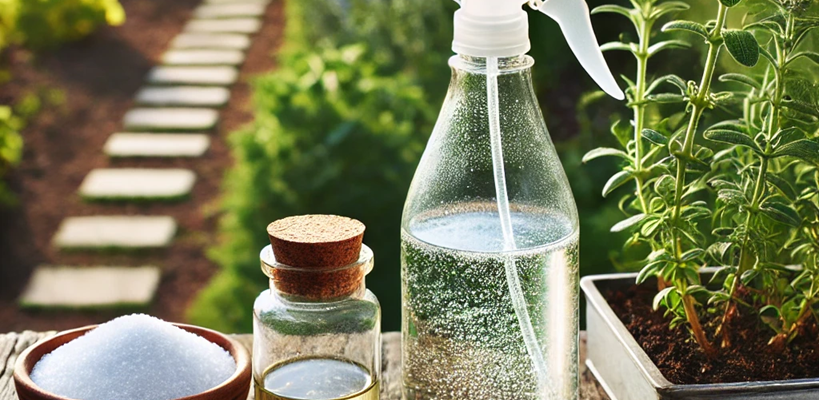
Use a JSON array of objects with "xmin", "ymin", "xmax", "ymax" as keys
[{"xmin": 401, "ymin": 209, "xmax": 579, "ymax": 400}]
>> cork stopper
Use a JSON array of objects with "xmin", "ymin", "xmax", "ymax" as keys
[
  {"xmin": 267, "ymin": 215, "xmax": 365, "ymax": 268},
  {"xmin": 265, "ymin": 215, "xmax": 368, "ymax": 299}
]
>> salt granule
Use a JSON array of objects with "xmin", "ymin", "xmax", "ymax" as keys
[{"xmin": 30, "ymin": 314, "xmax": 236, "ymax": 400}]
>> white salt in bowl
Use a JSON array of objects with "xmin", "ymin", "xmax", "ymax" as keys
[{"xmin": 13, "ymin": 323, "xmax": 251, "ymax": 400}]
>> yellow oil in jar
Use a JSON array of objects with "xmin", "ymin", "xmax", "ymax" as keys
[{"xmin": 255, "ymin": 357, "xmax": 379, "ymax": 400}]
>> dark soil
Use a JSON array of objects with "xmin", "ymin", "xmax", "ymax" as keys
[
  {"xmin": 607, "ymin": 283, "xmax": 819, "ymax": 384},
  {"xmin": 0, "ymin": 0, "xmax": 284, "ymax": 332}
]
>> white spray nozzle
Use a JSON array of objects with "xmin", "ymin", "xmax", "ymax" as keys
[
  {"xmin": 452, "ymin": 0, "xmax": 625, "ymax": 100},
  {"xmin": 532, "ymin": 0, "xmax": 625, "ymax": 100}
]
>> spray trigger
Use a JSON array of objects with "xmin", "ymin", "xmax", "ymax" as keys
[{"xmin": 531, "ymin": 0, "xmax": 625, "ymax": 100}]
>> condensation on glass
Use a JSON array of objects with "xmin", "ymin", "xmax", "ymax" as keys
[{"xmin": 253, "ymin": 220, "xmax": 381, "ymax": 400}]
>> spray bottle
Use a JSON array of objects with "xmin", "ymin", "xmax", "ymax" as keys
[{"xmin": 400, "ymin": 0, "xmax": 623, "ymax": 398}]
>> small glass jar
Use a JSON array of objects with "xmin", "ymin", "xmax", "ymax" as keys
[{"xmin": 253, "ymin": 244, "xmax": 381, "ymax": 400}]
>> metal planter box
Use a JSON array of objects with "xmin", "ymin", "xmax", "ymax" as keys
[{"xmin": 581, "ymin": 272, "xmax": 819, "ymax": 400}]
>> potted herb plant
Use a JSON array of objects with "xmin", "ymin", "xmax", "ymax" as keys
[{"xmin": 581, "ymin": 0, "xmax": 819, "ymax": 397}]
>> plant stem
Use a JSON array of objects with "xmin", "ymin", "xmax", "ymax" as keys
[
  {"xmin": 632, "ymin": 8, "xmax": 668, "ymax": 289},
  {"xmin": 671, "ymin": 3, "xmax": 728, "ymax": 234},
  {"xmin": 720, "ymin": 12, "xmax": 792, "ymax": 347},
  {"xmin": 681, "ymin": 281, "xmax": 717, "ymax": 356},
  {"xmin": 632, "ymin": 14, "xmax": 653, "ymax": 216},
  {"xmin": 668, "ymin": 3, "xmax": 729, "ymax": 355}
]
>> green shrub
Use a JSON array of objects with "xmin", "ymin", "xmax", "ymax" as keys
[
  {"xmin": 189, "ymin": 43, "xmax": 437, "ymax": 333},
  {"xmin": 13, "ymin": 0, "xmax": 124, "ymax": 49},
  {"xmin": 282, "ymin": 0, "xmax": 454, "ymax": 91},
  {"xmin": 0, "ymin": 0, "xmax": 17, "ymax": 52},
  {"xmin": 0, "ymin": 105, "xmax": 23, "ymax": 204},
  {"xmin": 188, "ymin": 0, "xmax": 453, "ymax": 334},
  {"xmin": 0, "ymin": 0, "xmax": 124, "ymax": 51}
]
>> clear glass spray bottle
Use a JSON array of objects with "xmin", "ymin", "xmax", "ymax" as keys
[{"xmin": 400, "ymin": 0, "xmax": 624, "ymax": 399}]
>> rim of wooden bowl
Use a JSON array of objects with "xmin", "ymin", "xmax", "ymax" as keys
[{"xmin": 12, "ymin": 323, "xmax": 252, "ymax": 400}]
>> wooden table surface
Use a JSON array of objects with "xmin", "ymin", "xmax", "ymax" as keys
[{"xmin": 0, "ymin": 331, "xmax": 608, "ymax": 399}]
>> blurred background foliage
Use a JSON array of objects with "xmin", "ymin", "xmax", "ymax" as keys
[
  {"xmin": 188, "ymin": 0, "xmax": 455, "ymax": 332},
  {"xmin": 0, "ymin": 0, "xmax": 124, "ymax": 50},
  {"xmin": 188, "ymin": 0, "xmax": 779, "ymax": 333},
  {"xmin": 0, "ymin": 0, "xmax": 122, "ymax": 204}
]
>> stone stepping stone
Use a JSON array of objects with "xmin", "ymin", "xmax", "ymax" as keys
[
  {"xmin": 123, "ymin": 108, "xmax": 219, "ymax": 131},
  {"xmin": 162, "ymin": 49, "xmax": 245, "ymax": 66},
  {"xmin": 105, "ymin": 133, "xmax": 210, "ymax": 158},
  {"xmin": 79, "ymin": 168, "xmax": 196, "ymax": 201},
  {"xmin": 184, "ymin": 18, "xmax": 261, "ymax": 34},
  {"xmin": 135, "ymin": 86, "xmax": 230, "ymax": 107},
  {"xmin": 19, "ymin": 266, "xmax": 161, "ymax": 309},
  {"xmin": 146, "ymin": 66, "xmax": 239, "ymax": 86},
  {"xmin": 195, "ymin": 3, "xmax": 266, "ymax": 18},
  {"xmin": 53, "ymin": 216, "xmax": 177, "ymax": 250},
  {"xmin": 171, "ymin": 33, "xmax": 250, "ymax": 50}
]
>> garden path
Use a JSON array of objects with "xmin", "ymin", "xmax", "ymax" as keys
[{"xmin": 0, "ymin": 0, "xmax": 282, "ymax": 328}]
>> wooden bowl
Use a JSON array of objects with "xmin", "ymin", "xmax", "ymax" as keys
[{"xmin": 13, "ymin": 323, "xmax": 251, "ymax": 400}]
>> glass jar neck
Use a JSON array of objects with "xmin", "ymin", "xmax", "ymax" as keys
[
  {"xmin": 260, "ymin": 244, "xmax": 373, "ymax": 302},
  {"xmin": 269, "ymin": 279, "xmax": 368, "ymax": 303}
]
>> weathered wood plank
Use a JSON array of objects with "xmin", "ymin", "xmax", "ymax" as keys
[
  {"xmin": 0, "ymin": 331, "xmax": 608, "ymax": 400},
  {"xmin": 0, "ymin": 331, "xmax": 56, "ymax": 400}
]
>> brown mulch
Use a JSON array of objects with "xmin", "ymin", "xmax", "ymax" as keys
[
  {"xmin": 0, "ymin": 0, "xmax": 284, "ymax": 333},
  {"xmin": 607, "ymin": 283, "xmax": 819, "ymax": 384}
]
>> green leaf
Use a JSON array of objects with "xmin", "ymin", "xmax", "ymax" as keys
[
  {"xmin": 649, "ymin": 1, "xmax": 690, "ymax": 19},
  {"xmin": 662, "ymin": 20, "xmax": 708, "ymax": 38},
  {"xmin": 709, "ymin": 265, "xmax": 736, "ymax": 283},
  {"xmin": 610, "ymin": 119, "xmax": 631, "ymax": 148},
  {"xmin": 758, "ymin": 45, "xmax": 777, "ymax": 66},
  {"xmin": 794, "ymin": 25, "xmax": 819, "ymax": 50},
  {"xmin": 642, "ymin": 129, "xmax": 669, "ymax": 146},
  {"xmin": 719, "ymin": 0, "xmax": 741, "ymax": 6},
  {"xmin": 681, "ymin": 248, "xmax": 705, "ymax": 261},
  {"xmin": 653, "ymin": 287, "xmax": 676, "ymax": 311},
  {"xmin": 766, "ymin": 173, "xmax": 797, "ymax": 200},
  {"xmin": 741, "ymin": 269, "xmax": 759, "ymax": 285},
  {"xmin": 759, "ymin": 199, "xmax": 801, "ymax": 227},
  {"xmin": 783, "ymin": 99, "xmax": 819, "ymax": 118},
  {"xmin": 787, "ymin": 51, "xmax": 819, "ymax": 66},
  {"xmin": 602, "ymin": 170, "xmax": 634, "ymax": 197},
  {"xmin": 611, "ymin": 214, "xmax": 647, "ymax": 232},
  {"xmin": 685, "ymin": 284, "xmax": 708, "ymax": 297},
  {"xmin": 646, "ymin": 75, "xmax": 687, "ymax": 94},
  {"xmin": 600, "ymin": 42, "xmax": 634, "ymax": 52},
  {"xmin": 759, "ymin": 304, "xmax": 780, "ymax": 320},
  {"xmin": 718, "ymin": 188, "xmax": 746, "ymax": 205},
  {"xmin": 640, "ymin": 217, "xmax": 663, "ymax": 237},
  {"xmin": 648, "ymin": 93, "xmax": 686, "ymax": 103},
  {"xmin": 591, "ymin": 4, "xmax": 634, "ymax": 19},
  {"xmin": 745, "ymin": 18, "xmax": 783, "ymax": 35},
  {"xmin": 708, "ymin": 120, "xmax": 748, "ymax": 133},
  {"xmin": 771, "ymin": 126, "xmax": 802, "ymax": 146},
  {"xmin": 648, "ymin": 40, "xmax": 691, "ymax": 56},
  {"xmin": 722, "ymin": 30, "xmax": 760, "ymax": 67},
  {"xmin": 704, "ymin": 129, "xmax": 762, "ymax": 153},
  {"xmin": 719, "ymin": 73, "xmax": 762, "ymax": 90},
  {"xmin": 683, "ymin": 267, "xmax": 700, "ymax": 285},
  {"xmin": 636, "ymin": 260, "xmax": 665, "ymax": 284},
  {"xmin": 772, "ymin": 139, "xmax": 819, "ymax": 163},
  {"xmin": 582, "ymin": 147, "xmax": 630, "ymax": 163},
  {"xmin": 759, "ymin": 305, "xmax": 782, "ymax": 332},
  {"xmin": 681, "ymin": 205, "xmax": 711, "ymax": 220}
]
